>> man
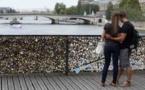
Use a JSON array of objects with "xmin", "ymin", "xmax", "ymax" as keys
[{"xmin": 106, "ymin": 11, "xmax": 134, "ymax": 87}]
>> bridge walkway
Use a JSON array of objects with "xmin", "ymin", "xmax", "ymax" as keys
[{"xmin": 0, "ymin": 71, "xmax": 145, "ymax": 90}]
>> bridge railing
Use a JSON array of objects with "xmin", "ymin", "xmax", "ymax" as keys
[
  {"xmin": 0, "ymin": 35, "xmax": 145, "ymax": 75},
  {"xmin": 0, "ymin": 13, "xmax": 99, "ymax": 17}
]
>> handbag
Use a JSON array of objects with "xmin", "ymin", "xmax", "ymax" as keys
[{"xmin": 95, "ymin": 42, "xmax": 105, "ymax": 55}]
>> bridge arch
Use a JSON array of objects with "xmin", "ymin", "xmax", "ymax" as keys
[
  {"xmin": 69, "ymin": 18, "xmax": 92, "ymax": 24},
  {"xmin": 98, "ymin": 18, "xmax": 102, "ymax": 23},
  {"xmin": 45, "ymin": 17, "xmax": 59, "ymax": 24},
  {"xmin": 0, "ymin": 13, "xmax": 102, "ymax": 24},
  {"xmin": 96, "ymin": 18, "xmax": 108, "ymax": 26}
]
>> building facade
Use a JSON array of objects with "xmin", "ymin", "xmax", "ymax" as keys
[
  {"xmin": 79, "ymin": 0, "xmax": 110, "ymax": 16},
  {"xmin": 0, "ymin": 7, "xmax": 17, "ymax": 13},
  {"xmin": 110, "ymin": 0, "xmax": 122, "ymax": 5},
  {"xmin": 79, "ymin": 0, "xmax": 95, "ymax": 4},
  {"xmin": 0, "ymin": 7, "xmax": 11, "ymax": 13},
  {"xmin": 79, "ymin": 0, "xmax": 121, "ymax": 10}
]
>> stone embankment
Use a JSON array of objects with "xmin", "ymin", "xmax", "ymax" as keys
[{"xmin": 132, "ymin": 22, "xmax": 145, "ymax": 31}]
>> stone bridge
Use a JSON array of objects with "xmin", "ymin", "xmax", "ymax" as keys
[{"xmin": 0, "ymin": 13, "xmax": 106, "ymax": 24}]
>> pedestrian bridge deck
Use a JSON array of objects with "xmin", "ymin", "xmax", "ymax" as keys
[{"xmin": 0, "ymin": 71, "xmax": 145, "ymax": 90}]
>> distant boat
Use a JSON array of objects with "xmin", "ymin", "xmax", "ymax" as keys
[
  {"xmin": 10, "ymin": 24, "xmax": 22, "ymax": 28},
  {"xmin": 10, "ymin": 18, "xmax": 21, "ymax": 25},
  {"xmin": 10, "ymin": 18, "xmax": 22, "ymax": 28}
]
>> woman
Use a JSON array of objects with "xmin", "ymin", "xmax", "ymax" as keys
[{"xmin": 100, "ymin": 12, "xmax": 121, "ymax": 87}]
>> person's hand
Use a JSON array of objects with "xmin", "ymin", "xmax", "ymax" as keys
[{"xmin": 106, "ymin": 34, "xmax": 112, "ymax": 39}]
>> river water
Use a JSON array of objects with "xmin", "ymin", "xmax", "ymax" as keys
[
  {"xmin": 0, "ymin": 16, "xmax": 145, "ymax": 35},
  {"xmin": 0, "ymin": 24, "xmax": 103, "ymax": 35}
]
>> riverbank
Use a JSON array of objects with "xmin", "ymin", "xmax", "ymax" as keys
[{"xmin": 132, "ymin": 22, "xmax": 145, "ymax": 31}]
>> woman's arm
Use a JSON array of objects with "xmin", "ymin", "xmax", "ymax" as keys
[{"xmin": 101, "ymin": 30, "xmax": 105, "ymax": 42}]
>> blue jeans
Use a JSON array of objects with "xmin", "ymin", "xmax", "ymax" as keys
[{"xmin": 101, "ymin": 45, "xmax": 120, "ymax": 83}]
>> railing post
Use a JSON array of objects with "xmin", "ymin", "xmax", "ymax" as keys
[{"xmin": 65, "ymin": 36, "xmax": 69, "ymax": 76}]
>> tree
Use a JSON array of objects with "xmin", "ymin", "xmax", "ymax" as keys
[
  {"xmin": 60, "ymin": 6, "xmax": 77, "ymax": 15},
  {"xmin": 105, "ymin": 2, "xmax": 113, "ymax": 20},
  {"xmin": 91, "ymin": 4, "xmax": 100, "ymax": 14},
  {"xmin": 119, "ymin": 0, "xmax": 141, "ymax": 10},
  {"xmin": 119, "ymin": 0, "xmax": 128, "ymax": 8},
  {"xmin": 117, "ymin": 0, "xmax": 143, "ymax": 21},
  {"xmin": 66, "ymin": 6, "xmax": 77, "ymax": 15},
  {"xmin": 79, "ymin": 4, "xmax": 99, "ymax": 15},
  {"xmin": 125, "ymin": 0, "xmax": 141, "ymax": 10},
  {"xmin": 82, "ymin": 4, "xmax": 90, "ymax": 14},
  {"xmin": 77, "ymin": 1, "xmax": 81, "ymax": 15},
  {"xmin": 60, "ymin": 9, "xmax": 66, "ymax": 14},
  {"xmin": 55, "ymin": 3, "xmax": 66, "ymax": 14},
  {"xmin": 7, "ymin": 8, "xmax": 17, "ymax": 13}
]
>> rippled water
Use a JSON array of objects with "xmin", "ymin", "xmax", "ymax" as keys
[
  {"xmin": 0, "ymin": 16, "xmax": 103, "ymax": 35},
  {"xmin": 0, "ymin": 24, "xmax": 104, "ymax": 35},
  {"xmin": 0, "ymin": 16, "xmax": 145, "ymax": 35}
]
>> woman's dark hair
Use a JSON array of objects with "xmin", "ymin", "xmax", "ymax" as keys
[
  {"xmin": 119, "ymin": 11, "xmax": 127, "ymax": 18},
  {"xmin": 111, "ymin": 11, "xmax": 119, "ymax": 36}
]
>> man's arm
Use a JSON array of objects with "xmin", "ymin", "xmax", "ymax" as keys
[{"xmin": 106, "ymin": 33, "xmax": 127, "ymax": 43}]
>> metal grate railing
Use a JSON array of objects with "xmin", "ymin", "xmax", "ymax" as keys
[{"xmin": 0, "ymin": 35, "xmax": 145, "ymax": 76}]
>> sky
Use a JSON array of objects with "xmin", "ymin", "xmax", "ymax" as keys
[{"xmin": 0, "ymin": 0, "xmax": 78, "ymax": 10}]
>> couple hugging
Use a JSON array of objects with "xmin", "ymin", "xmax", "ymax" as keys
[{"xmin": 100, "ymin": 11, "xmax": 136, "ymax": 87}]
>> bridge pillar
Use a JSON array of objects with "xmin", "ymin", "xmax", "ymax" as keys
[
  {"xmin": 83, "ymin": 20, "xmax": 91, "ymax": 25},
  {"xmin": 5, "ymin": 17, "xmax": 8, "ymax": 20},
  {"xmin": 51, "ymin": 20, "xmax": 59, "ymax": 24},
  {"xmin": 34, "ymin": 16, "xmax": 38, "ymax": 20},
  {"xmin": 20, "ymin": 17, "xmax": 23, "ymax": 20}
]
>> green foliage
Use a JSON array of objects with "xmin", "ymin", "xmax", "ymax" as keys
[
  {"xmin": 125, "ymin": 9, "xmax": 144, "ymax": 22},
  {"xmin": 60, "ymin": 9, "xmax": 66, "ymax": 14},
  {"xmin": 119, "ymin": 0, "xmax": 128, "ymax": 8},
  {"xmin": 105, "ymin": 2, "xmax": 113, "ymax": 20},
  {"xmin": 79, "ymin": 4, "xmax": 99, "ymax": 15},
  {"xmin": 91, "ymin": 4, "xmax": 100, "ymax": 14},
  {"xmin": 77, "ymin": 1, "xmax": 81, "ymax": 15},
  {"xmin": 60, "ymin": 6, "xmax": 77, "ymax": 15},
  {"xmin": 106, "ymin": 1, "xmax": 142, "ymax": 21},
  {"xmin": 66, "ymin": 6, "xmax": 77, "ymax": 15},
  {"xmin": 117, "ymin": 0, "xmax": 144, "ymax": 22},
  {"xmin": 122, "ymin": 0, "xmax": 141, "ymax": 10},
  {"xmin": 54, "ymin": 2, "xmax": 77, "ymax": 15},
  {"xmin": 77, "ymin": 1, "xmax": 99, "ymax": 15},
  {"xmin": 55, "ymin": 3, "xmax": 66, "ymax": 14},
  {"xmin": 81, "ymin": 4, "xmax": 90, "ymax": 14},
  {"xmin": 55, "ymin": 1, "xmax": 100, "ymax": 15}
]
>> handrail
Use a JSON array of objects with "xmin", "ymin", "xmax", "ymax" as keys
[{"xmin": 0, "ymin": 35, "xmax": 145, "ymax": 37}]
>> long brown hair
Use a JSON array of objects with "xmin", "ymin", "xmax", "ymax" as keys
[{"xmin": 111, "ymin": 11, "xmax": 119, "ymax": 36}]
